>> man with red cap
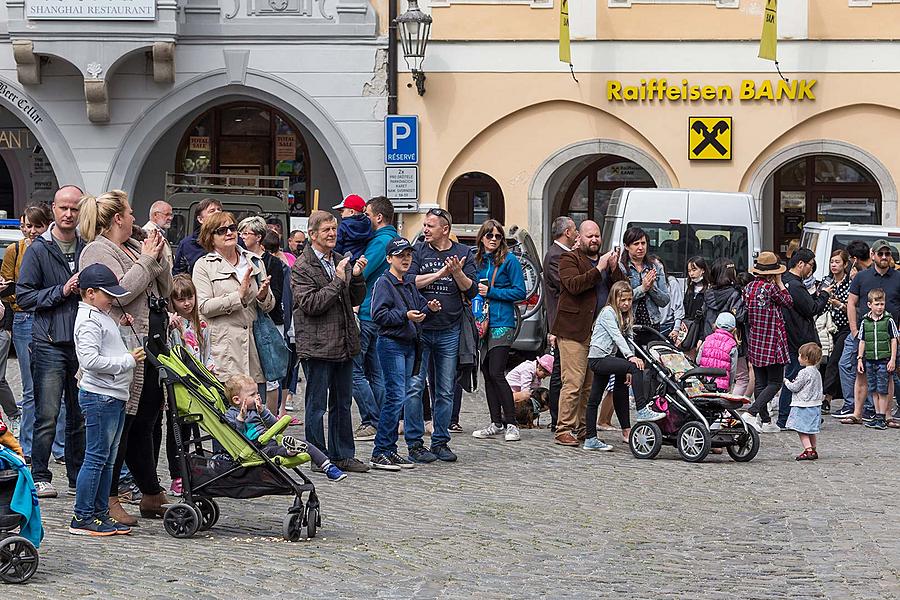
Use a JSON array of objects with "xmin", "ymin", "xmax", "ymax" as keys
[{"xmin": 333, "ymin": 194, "xmax": 373, "ymax": 261}]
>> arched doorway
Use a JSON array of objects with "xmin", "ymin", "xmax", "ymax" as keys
[
  {"xmin": 447, "ymin": 172, "xmax": 505, "ymax": 225},
  {"xmin": 773, "ymin": 154, "xmax": 881, "ymax": 255},
  {"xmin": 559, "ymin": 156, "xmax": 656, "ymax": 227},
  {"xmin": 176, "ymin": 102, "xmax": 312, "ymax": 216}
]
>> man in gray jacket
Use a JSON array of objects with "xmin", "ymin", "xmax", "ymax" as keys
[{"xmin": 292, "ymin": 210, "xmax": 370, "ymax": 473}]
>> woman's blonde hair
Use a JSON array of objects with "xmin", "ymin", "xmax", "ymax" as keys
[
  {"xmin": 78, "ymin": 190, "xmax": 129, "ymax": 243},
  {"xmin": 606, "ymin": 280, "xmax": 634, "ymax": 332}
]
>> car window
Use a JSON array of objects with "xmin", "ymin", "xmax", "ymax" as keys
[
  {"xmin": 832, "ymin": 235, "xmax": 900, "ymax": 258},
  {"xmin": 801, "ymin": 230, "xmax": 819, "ymax": 253},
  {"xmin": 627, "ymin": 222, "xmax": 748, "ymax": 277}
]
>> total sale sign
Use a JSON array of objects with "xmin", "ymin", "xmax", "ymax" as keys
[{"xmin": 385, "ymin": 115, "xmax": 418, "ymax": 164}]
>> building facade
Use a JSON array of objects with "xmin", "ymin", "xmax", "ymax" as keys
[
  {"xmin": 0, "ymin": 0, "xmax": 390, "ymax": 219},
  {"xmin": 398, "ymin": 0, "xmax": 900, "ymax": 255}
]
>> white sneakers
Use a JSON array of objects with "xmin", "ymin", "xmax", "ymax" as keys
[
  {"xmin": 504, "ymin": 424, "xmax": 521, "ymax": 442},
  {"xmin": 472, "ymin": 423, "xmax": 521, "ymax": 441},
  {"xmin": 761, "ymin": 422, "xmax": 782, "ymax": 434},
  {"xmin": 740, "ymin": 412, "xmax": 762, "ymax": 432}
]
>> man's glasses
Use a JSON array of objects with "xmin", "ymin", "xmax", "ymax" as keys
[
  {"xmin": 213, "ymin": 224, "xmax": 238, "ymax": 236},
  {"xmin": 484, "ymin": 233, "xmax": 503, "ymax": 241},
  {"xmin": 427, "ymin": 208, "xmax": 451, "ymax": 226},
  {"xmin": 877, "ymin": 250, "xmax": 893, "ymax": 257}
]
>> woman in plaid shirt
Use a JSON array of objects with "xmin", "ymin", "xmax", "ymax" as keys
[{"xmin": 741, "ymin": 252, "xmax": 794, "ymax": 433}]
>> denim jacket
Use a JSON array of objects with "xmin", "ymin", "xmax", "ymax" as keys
[{"xmin": 623, "ymin": 259, "xmax": 670, "ymax": 325}]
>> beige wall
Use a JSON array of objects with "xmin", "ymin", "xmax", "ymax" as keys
[{"xmin": 399, "ymin": 71, "xmax": 900, "ymax": 235}]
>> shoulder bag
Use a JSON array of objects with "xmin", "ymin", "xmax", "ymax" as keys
[
  {"xmin": 474, "ymin": 262, "xmax": 499, "ymax": 340},
  {"xmin": 251, "ymin": 260, "xmax": 290, "ymax": 381}
]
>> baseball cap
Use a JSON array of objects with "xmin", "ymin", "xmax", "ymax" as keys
[
  {"xmin": 386, "ymin": 237, "xmax": 412, "ymax": 256},
  {"xmin": 871, "ymin": 239, "xmax": 894, "ymax": 254},
  {"xmin": 332, "ymin": 194, "xmax": 366, "ymax": 212},
  {"xmin": 78, "ymin": 263, "xmax": 128, "ymax": 297}
]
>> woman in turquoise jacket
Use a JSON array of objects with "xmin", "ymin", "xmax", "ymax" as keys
[{"xmin": 471, "ymin": 220, "xmax": 527, "ymax": 442}]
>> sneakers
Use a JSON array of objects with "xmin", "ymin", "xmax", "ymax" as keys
[
  {"xmin": 35, "ymin": 481, "xmax": 58, "ymax": 498},
  {"xmin": 408, "ymin": 445, "xmax": 437, "ymax": 464},
  {"xmin": 169, "ymin": 478, "xmax": 183, "ymax": 496},
  {"xmin": 9, "ymin": 415, "xmax": 19, "ymax": 439},
  {"xmin": 635, "ymin": 406, "xmax": 666, "ymax": 422},
  {"xmin": 281, "ymin": 435, "xmax": 307, "ymax": 455},
  {"xmin": 335, "ymin": 457, "xmax": 370, "ymax": 473},
  {"xmin": 832, "ymin": 405, "xmax": 854, "ymax": 418},
  {"xmin": 370, "ymin": 453, "xmax": 402, "ymax": 471},
  {"xmin": 98, "ymin": 515, "xmax": 132, "ymax": 535},
  {"xmin": 387, "ymin": 451, "xmax": 415, "ymax": 469},
  {"xmin": 504, "ymin": 424, "xmax": 521, "ymax": 442},
  {"xmin": 472, "ymin": 423, "xmax": 505, "ymax": 439},
  {"xmin": 448, "ymin": 423, "xmax": 464, "ymax": 433},
  {"xmin": 582, "ymin": 437, "xmax": 614, "ymax": 452},
  {"xmin": 353, "ymin": 424, "xmax": 377, "ymax": 442},
  {"xmin": 53, "ymin": 455, "xmax": 66, "ymax": 465},
  {"xmin": 740, "ymin": 412, "xmax": 762, "ymax": 432},
  {"xmin": 865, "ymin": 416, "xmax": 888, "ymax": 430},
  {"xmin": 67, "ymin": 486, "xmax": 76, "ymax": 496},
  {"xmin": 324, "ymin": 464, "xmax": 348, "ymax": 481},
  {"xmin": 761, "ymin": 422, "xmax": 782, "ymax": 434},
  {"xmin": 431, "ymin": 444, "xmax": 457, "ymax": 462},
  {"xmin": 69, "ymin": 516, "xmax": 117, "ymax": 537}
]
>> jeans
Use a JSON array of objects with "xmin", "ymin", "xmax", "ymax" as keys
[
  {"xmin": 302, "ymin": 358, "xmax": 356, "ymax": 462},
  {"xmin": 777, "ymin": 353, "xmax": 801, "ymax": 428},
  {"xmin": 13, "ymin": 313, "xmax": 34, "ymax": 455},
  {"xmin": 351, "ymin": 320, "xmax": 384, "ymax": 428},
  {"xmin": 73, "ymin": 391, "xmax": 125, "ymax": 520},
  {"xmin": 838, "ymin": 333, "xmax": 875, "ymax": 415},
  {"xmin": 748, "ymin": 363, "xmax": 784, "ymax": 424},
  {"xmin": 374, "ymin": 337, "xmax": 415, "ymax": 456},
  {"xmin": 404, "ymin": 325, "xmax": 460, "ymax": 450},
  {"xmin": 30, "ymin": 341, "xmax": 84, "ymax": 486},
  {"xmin": 0, "ymin": 331, "xmax": 18, "ymax": 421}
]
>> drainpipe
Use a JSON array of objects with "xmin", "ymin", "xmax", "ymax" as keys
[{"xmin": 387, "ymin": 0, "xmax": 398, "ymax": 115}]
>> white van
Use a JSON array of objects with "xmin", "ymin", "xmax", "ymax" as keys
[
  {"xmin": 599, "ymin": 188, "xmax": 761, "ymax": 278},
  {"xmin": 801, "ymin": 222, "xmax": 900, "ymax": 281}
]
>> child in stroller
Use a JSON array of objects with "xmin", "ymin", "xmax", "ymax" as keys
[
  {"xmin": 0, "ymin": 419, "xmax": 41, "ymax": 584},
  {"xmin": 628, "ymin": 326, "xmax": 760, "ymax": 463}
]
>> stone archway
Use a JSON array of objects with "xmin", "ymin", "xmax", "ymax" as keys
[{"xmin": 105, "ymin": 69, "xmax": 370, "ymax": 198}]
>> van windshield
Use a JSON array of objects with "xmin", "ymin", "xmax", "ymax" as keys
[
  {"xmin": 832, "ymin": 235, "xmax": 900, "ymax": 258},
  {"xmin": 627, "ymin": 222, "xmax": 749, "ymax": 277}
]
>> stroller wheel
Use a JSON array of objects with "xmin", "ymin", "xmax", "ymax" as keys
[
  {"xmin": 163, "ymin": 503, "xmax": 201, "ymax": 539},
  {"xmin": 283, "ymin": 512, "xmax": 303, "ymax": 542},
  {"xmin": 727, "ymin": 426, "xmax": 760, "ymax": 462},
  {"xmin": 629, "ymin": 422, "xmax": 663, "ymax": 460},
  {"xmin": 0, "ymin": 536, "xmax": 38, "ymax": 583},
  {"xmin": 305, "ymin": 506, "xmax": 319, "ymax": 539},
  {"xmin": 676, "ymin": 421, "xmax": 711, "ymax": 463},
  {"xmin": 195, "ymin": 498, "xmax": 220, "ymax": 531}
]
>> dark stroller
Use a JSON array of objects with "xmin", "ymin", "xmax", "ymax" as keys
[
  {"xmin": 146, "ymin": 341, "xmax": 320, "ymax": 541},
  {"xmin": 627, "ymin": 326, "xmax": 760, "ymax": 463},
  {"xmin": 0, "ymin": 449, "xmax": 40, "ymax": 583}
]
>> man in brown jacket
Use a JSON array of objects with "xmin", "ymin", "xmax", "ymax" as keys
[
  {"xmin": 292, "ymin": 210, "xmax": 369, "ymax": 473},
  {"xmin": 551, "ymin": 220, "xmax": 622, "ymax": 446}
]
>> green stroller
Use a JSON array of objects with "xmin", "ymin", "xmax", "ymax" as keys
[{"xmin": 147, "ymin": 341, "xmax": 320, "ymax": 541}]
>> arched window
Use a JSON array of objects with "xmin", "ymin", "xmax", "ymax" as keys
[
  {"xmin": 774, "ymin": 155, "xmax": 881, "ymax": 255},
  {"xmin": 559, "ymin": 156, "xmax": 656, "ymax": 226},
  {"xmin": 176, "ymin": 102, "xmax": 312, "ymax": 216},
  {"xmin": 447, "ymin": 172, "xmax": 505, "ymax": 225}
]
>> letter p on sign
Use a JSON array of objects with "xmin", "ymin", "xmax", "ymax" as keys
[{"xmin": 385, "ymin": 115, "xmax": 419, "ymax": 164}]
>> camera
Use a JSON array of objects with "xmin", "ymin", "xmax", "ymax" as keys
[{"xmin": 148, "ymin": 294, "xmax": 169, "ymax": 313}]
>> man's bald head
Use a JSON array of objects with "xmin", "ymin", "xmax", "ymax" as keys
[
  {"xmin": 54, "ymin": 185, "xmax": 83, "ymax": 205},
  {"xmin": 578, "ymin": 220, "xmax": 602, "ymax": 257},
  {"xmin": 52, "ymin": 185, "xmax": 83, "ymax": 234}
]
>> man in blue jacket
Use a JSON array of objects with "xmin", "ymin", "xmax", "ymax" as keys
[
  {"xmin": 16, "ymin": 185, "xmax": 86, "ymax": 498},
  {"xmin": 173, "ymin": 198, "xmax": 222, "ymax": 275},
  {"xmin": 350, "ymin": 197, "xmax": 397, "ymax": 441}
]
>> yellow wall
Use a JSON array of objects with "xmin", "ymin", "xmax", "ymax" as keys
[{"xmin": 809, "ymin": 0, "xmax": 900, "ymax": 40}]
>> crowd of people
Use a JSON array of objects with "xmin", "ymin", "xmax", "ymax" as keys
[{"xmin": 0, "ymin": 185, "xmax": 897, "ymax": 537}]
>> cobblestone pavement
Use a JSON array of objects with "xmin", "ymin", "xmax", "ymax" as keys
[{"xmin": 3, "ymin": 358, "xmax": 900, "ymax": 599}]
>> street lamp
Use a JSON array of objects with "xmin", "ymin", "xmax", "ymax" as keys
[{"xmin": 395, "ymin": 0, "xmax": 432, "ymax": 96}]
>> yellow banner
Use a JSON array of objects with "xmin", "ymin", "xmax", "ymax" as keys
[
  {"xmin": 759, "ymin": 0, "xmax": 777, "ymax": 61},
  {"xmin": 559, "ymin": 0, "xmax": 570, "ymax": 64}
]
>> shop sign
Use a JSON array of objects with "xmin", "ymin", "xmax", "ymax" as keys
[
  {"xmin": 188, "ymin": 136, "xmax": 210, "ymax": 152},
  {"xmin": 607, "ymin": 79, "xmax": 816, "ymax": 103},
  {"xmin": 275, "ymin": 135, "xmax": 296, "ymax": 161},
  {"xmin": 385, "ymin": 166, "xmax": 418, "ymax": 212},
  {"xmin": 27, "ymin": 0, "xmax": 156, "ymax": 20},
  {"xmin": 688, "ymin": 117, "xmax": 732, "ymax": 161},
  {"xmin": 0, "ymin": 129, "xmax": 33, "ymax": 150},
  {"xmin": 0, "ymin": 83, "xmax": 43, "ymax": 125}
]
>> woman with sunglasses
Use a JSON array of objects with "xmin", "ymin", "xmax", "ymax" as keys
[
  {"xmin": 192, "ymin": 212, "xmax": 275, "ymax": 392},
  {"xmin": 470, "ymin": 220, "xmax": 526, "ymax": 442}
]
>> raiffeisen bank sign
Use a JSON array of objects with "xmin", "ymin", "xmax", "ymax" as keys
[{"xmin": 607, "ymin": 79, "xmax": 816, "ymax": 102}]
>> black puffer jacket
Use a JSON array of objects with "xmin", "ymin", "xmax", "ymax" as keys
[{"xmin": 702, "ymin": 285, "xmax": 747, "ymax": 338}]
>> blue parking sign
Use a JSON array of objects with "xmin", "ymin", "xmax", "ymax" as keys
[{"xmin": 385, "ymin": 115, "xmax": 418, "ymax": 164}]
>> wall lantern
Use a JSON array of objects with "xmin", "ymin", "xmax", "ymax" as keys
[{"xmin": 395, "ymin": 0, "xmax": 432, "ymax": 96}]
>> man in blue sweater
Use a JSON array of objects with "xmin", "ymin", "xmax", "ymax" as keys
[
  {"xmin": 351, "ymin": 197, "xmax": 398, "ymax": 441},
  {"xmin": 173, "ymin": 198, "xmax": 222, "ymax": 275}
]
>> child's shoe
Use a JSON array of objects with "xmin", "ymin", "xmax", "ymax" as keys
[
  {"xmin": 795, "ymin": 449, "xmax": 815, "ymax": 461},
  {"xmin": 69, "ymin": 516, "xmax": 117, "ymax": 537},
  {"xmin": 582, "ymin": 437, "xmax": 614, "ymax": 452},
  {"xmin": 169, "ymin": 478, "xmax": 183, "ymax": 496},
  {"xmin": 282, "ymin": 435, "xmax": 307, "ymax": 455},
  {"xmin": 324, "ymin": 464, "xmax": 347, "ymax": 482},
  {"xmin": 635, "ymin": 406, "xmax": 666, "ymax": 422}
]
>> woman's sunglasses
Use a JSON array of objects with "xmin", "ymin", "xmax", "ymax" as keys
[
  {"xmin": 213, "ymin": 224, "xmax": 238, "ymax": 236},
  {"xmin": 483, "ymin": 233, "xmax": 503, "ymax": 241}
]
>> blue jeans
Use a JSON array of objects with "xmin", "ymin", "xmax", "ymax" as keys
[
  {"xmin": 301, "ymin": 358, "xmax": 355, "ymax": 462},
  {"xmin": 404, "ymin": 325, "xmax": 459, "ymax": 450},
  {"xmin": 777, "ymin": 353, "xmax": 801, "ymax": 428},
  {"xmin": 30, "ymin": 341, "xmax": 84, "ymax": 486},
  {"xmin": 838, "ymin": 333, "xmax": 875, "ymax": 415},
  {"xmin": 73, "ymin": 391, "xmax": 125, "ymax": 520},
  {"xmin": 351, "ymin": 320, "xmax": 384, "ymax": 427},
  {"xmin": 374, "ymin": 336, "xmax": 415, "ymax": 456}
]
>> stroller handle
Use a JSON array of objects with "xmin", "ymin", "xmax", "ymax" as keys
[{"xmin": 631, "ymin": 324, "xmax": 668, "ymax": 342}]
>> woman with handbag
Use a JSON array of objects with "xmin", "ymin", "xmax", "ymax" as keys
[
  {"xmin": 192, "ymin": 212, "xmax": 275, "ymax": 395},
  {"xmin": 470, "ymin": 220, "xmax": 526, "ymax": 442},
  {"xmin": 674, "ymin": 256, "xmax": 710, "ymax": 357},
  {"xmin": 78, "ymin": 190, "xmax": 173, "ymax": 523}
]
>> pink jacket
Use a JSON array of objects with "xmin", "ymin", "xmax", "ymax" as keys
[{"xmin": 699, "ymin": 329, "xmax": 738, "ymax": 391}]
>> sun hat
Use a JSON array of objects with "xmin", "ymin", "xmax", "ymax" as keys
[{"xmin": 750, "ymin": 251, "xmax": 786, "ymax": 276}]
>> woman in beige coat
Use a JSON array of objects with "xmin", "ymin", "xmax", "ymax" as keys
[
  {"xmin": 192, "ymin": 212, "xmax": 275, "ymax": 387},
  {"xmin": 78, "ymin": 190, "xmax": 173, "ymax": 524}
]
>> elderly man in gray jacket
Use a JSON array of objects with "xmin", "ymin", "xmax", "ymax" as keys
[{"xmin": 292, "ymin": 210, "xmax": 370, "ymax": 473}]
